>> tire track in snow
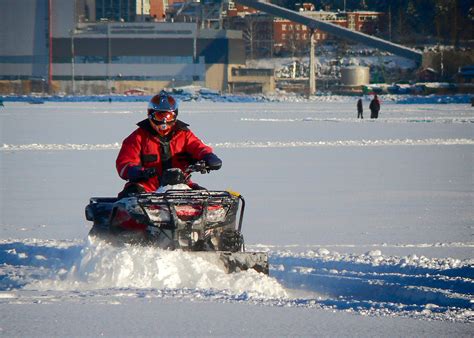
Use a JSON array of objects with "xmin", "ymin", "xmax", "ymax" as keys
[
  {"xmin": 0, "ymin": 239, "xmax": 472, "ymax": 322},
  {"xmin": 212, "ymin": 138, "xmax": 474, "ymax": 148},
  {"xmin": 270, "ymin": 253, "xmax": 473, "ymax": 307},
  {"xmin": 241, "ymin": 117, "xmax": 474, "ymax": 124},
  {"xmin": 2, "ymin": 138, "xmax": 474, "ymax": 152}
]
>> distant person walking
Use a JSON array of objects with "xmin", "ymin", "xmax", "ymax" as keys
[
  {"xmin": 357, "ymin": 97, "xmax": 363, "ymax": 119},
  {"xmin": 369, "ymin": 94, "xmax": 380, "ymax": 119}
]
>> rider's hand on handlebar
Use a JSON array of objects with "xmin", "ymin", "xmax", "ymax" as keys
[
  {"xmin": 127, "ymin": 166, "xmax": 157, "ymax": 182},
  {"xmin": 202, "ymin": 153, "xmax": 222, "ymax": 171}
]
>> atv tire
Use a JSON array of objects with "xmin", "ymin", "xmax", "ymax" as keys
[{"xmin": 218, "ymin": 229, "xmax": 244, "ymax": 252}]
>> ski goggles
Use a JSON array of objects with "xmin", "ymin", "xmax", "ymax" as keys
[{"xmin": 149, "ymin": 110, "xmax": 176, "ymax": 125}]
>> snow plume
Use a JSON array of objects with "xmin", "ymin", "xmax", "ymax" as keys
[{"xmin": 30, "ymin": 237, "xmax": 287, "ymax": 299}]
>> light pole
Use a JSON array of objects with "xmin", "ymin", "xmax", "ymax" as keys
[
  {"xmin": 309, "ymin": 29, "xmax": 316, "ymax": 96},
  {"xmin": 70, "ymin": 29, "xmax": 76, "ymax": 95},
  {"xmin": 107, "ymin": 23, "xmax": 111, "ymax": 93}
]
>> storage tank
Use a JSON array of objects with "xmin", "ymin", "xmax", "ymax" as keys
[{"xmin": 340, "ymin": 66, "xmax": 370, "ymax": 86}]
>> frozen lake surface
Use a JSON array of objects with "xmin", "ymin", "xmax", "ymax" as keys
[{"xmin": 0, "ymin": 98, "xmax": 473, "ymax": 336}]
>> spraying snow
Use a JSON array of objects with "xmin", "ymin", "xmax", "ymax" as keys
[{"xmin": 28, "ymin": 237, "xmax": 287, "ymax": 299}]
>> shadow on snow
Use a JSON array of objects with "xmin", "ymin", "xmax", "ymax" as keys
[
  {"xmin": 1, "ymin": 240, "xmax": 472, "ymax": 316},
  {"xmin": 270, "ymin": 255, "xmax": 473, "ymax": 311}
]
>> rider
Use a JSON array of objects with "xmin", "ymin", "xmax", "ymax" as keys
[{"xmin": 116, "ymin": 90, "xmax": 222, "ymax": 198}]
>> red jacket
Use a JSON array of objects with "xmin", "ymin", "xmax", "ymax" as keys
[{"xmin": 116, "ymin": 119, "xmax": 213, "ymax": 192}]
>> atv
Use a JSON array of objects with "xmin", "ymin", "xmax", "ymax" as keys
[{"xmin": 85, "ymin": 161, "xmax": 268, "ymax": 274}]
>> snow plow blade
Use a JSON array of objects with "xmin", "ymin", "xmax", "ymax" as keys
[{"xmin": 195, "ymin": 252, "xmax": 269, "ymax": 275}]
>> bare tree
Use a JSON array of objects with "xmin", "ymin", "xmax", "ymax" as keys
[{"xmin": 243, "ymin": 17, "xmax": 259, "ymax": 60}]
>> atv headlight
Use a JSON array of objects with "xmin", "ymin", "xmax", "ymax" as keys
[
  {"xmin": 175, "ymin": 205, "xmax": 203, "ymax": 221},
  {"xmin": 144, "ymin": 205, "xmax": 170, "ymax": 222},
  {"xmin": 206, "ymin": 205, "xmax": 226, "ymax": 222}
]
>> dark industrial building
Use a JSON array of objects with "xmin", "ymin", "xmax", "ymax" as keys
[{"xmin": 0, "ymin": 0, "xmax": 245, "ymax": 95}]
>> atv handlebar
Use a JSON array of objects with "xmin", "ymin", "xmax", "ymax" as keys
[{"xmin": 186, "ymin": 160, "xmax": 211, "ymax": 175}]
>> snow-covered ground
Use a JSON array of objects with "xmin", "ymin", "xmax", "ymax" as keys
[{"xmin": 0, "ymin": 97, "xmax": 473, "ymax": 336}]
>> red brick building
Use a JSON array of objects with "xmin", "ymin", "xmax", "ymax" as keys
[
  {"xmin": 346, "ymin": 11, "xmax": 385, "ymax": 35},
  {"xmin": 149, "ymin": 0, "xmax": 166, "ymax": 21},
  {"xmin": 273, "ymin": 10, "xmax": 384, "ymax": 52},
  {"xmin": 226, "ymin": 2, "xmax": 260, "ymax": 17},
  {"xmin": 149, "ymin": 0, "xmax": 187, "ymax": 21},
  {"xmin": 225, "ymin": 2, "xmax": 385, "ymax": 56}
]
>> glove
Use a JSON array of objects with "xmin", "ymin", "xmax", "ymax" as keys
[
  {"xmin": 202, "ymin": 153, "xmax": 222, "ymax": 171},
  {"xmin": 127, "ymin": 166, "xmax": 157, "ymax": 182}
]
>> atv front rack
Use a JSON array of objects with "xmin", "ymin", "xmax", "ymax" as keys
[{"xmin": 139, "ymin": 190, "xmax": 245, "ymax": 232}]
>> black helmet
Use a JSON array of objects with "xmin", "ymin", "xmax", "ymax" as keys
[{"xmin": 147, "ymin": 90, "xmax": 179, "ymax": 135}]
